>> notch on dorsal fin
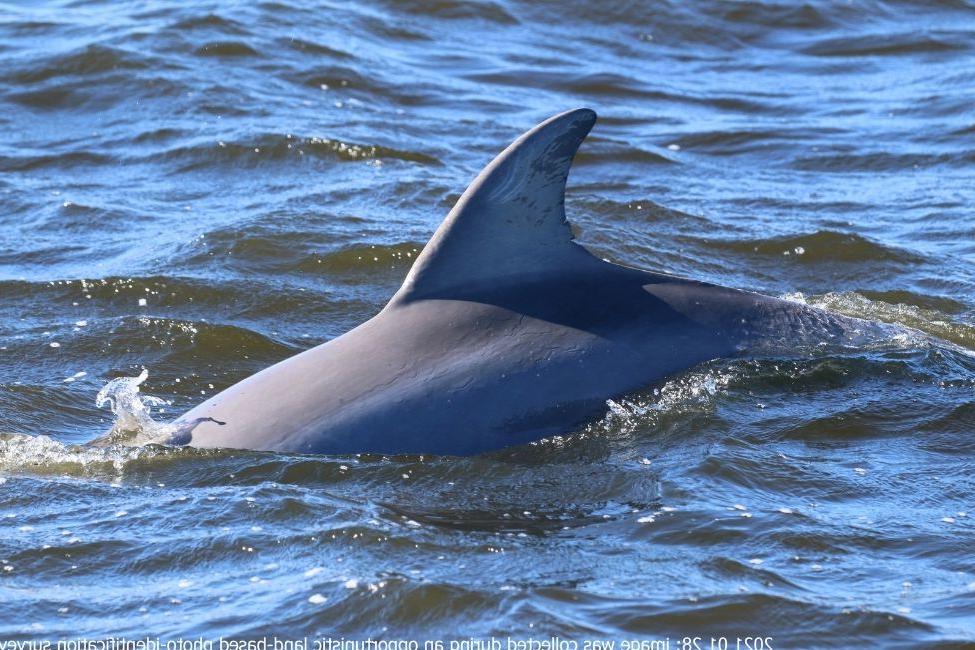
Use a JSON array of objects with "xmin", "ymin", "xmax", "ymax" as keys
[{"xmin": 393, "ymin": 108, "xmax": 601, "ymax": 303}]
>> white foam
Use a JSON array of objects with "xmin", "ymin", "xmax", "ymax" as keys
[
  {"xmin": 600, "ymin": 366, "xmax": 736, "ymax": 433},
  {"xmin": 0, "ymin": 433, "xmax": 145, "ymax": 473}
]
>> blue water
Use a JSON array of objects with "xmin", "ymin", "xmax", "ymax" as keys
[{"xmin": 1, "ymin": 0, "xmax": 974, "ymax": 645}]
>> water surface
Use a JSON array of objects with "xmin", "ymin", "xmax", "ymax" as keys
[{"xmin": 1, "ymin": 0, "xmax": 974, "ymax": 646}]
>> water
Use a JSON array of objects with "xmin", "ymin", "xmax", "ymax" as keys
[{"xmin": 1, "ymin": 0, "xmax": 974, "ymax": 645}]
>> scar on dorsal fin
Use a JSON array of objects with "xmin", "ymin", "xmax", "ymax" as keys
[{"xmin": 393, "ymin": 108, "xmax": 602, "ymax": 303}]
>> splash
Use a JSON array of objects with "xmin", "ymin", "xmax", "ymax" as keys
[
  {"xmin": 0, "ymin": 432, "xmax": 145, "ymax": 474},
  {"xmin": 93, "ymin": 369, "xmax": 177, "ymax": 446},
  {"xmin": 0, "ymin": 370, "xmax": 189, "ymax": 474},
  {"xmin": 600, "ymin": 366, "xmax": 737, "ymax": 434},
  {"xmin": 783, "ymin": 291, "xmax": 975, "ymax": 354}
]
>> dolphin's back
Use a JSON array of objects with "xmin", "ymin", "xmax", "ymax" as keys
[{"xmin": 175, "ymin": 109, "xmax": 873, "ymax": 455}]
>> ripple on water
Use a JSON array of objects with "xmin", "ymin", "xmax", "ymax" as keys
[{"xmin": 1, "ymin": 0, "xmax": 975, "ymax": 642}]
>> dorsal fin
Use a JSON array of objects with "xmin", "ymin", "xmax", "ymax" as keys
[{"xmin": 393, "ymin": 108, "xmax": 600, "ymax": 303}]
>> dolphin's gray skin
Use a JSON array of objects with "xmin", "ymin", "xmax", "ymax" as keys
[{"xmin": 174, "ymin": 108, "xmax": 872, "ymax": 456}]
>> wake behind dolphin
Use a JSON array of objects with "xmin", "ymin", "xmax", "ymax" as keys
[{"xmin": 171, "ymin": 108, "xmax": 881, "ymax": 456}]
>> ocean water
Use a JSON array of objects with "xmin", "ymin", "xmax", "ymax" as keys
[{"xmin": 1, "ymin": 0, "xmax": 974, "ymax": 645}]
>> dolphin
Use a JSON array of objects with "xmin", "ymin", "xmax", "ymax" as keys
[{"xmin": 172, "ymin": 108, "xmax": 873, "ymax": 456}]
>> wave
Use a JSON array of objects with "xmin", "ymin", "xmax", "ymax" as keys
[
  {"xmin": 391, "ymin": 0, "xmax": 518, "ymax": 25},
  {"xmin": 0, "ymin": 151, "xmax": 114, "ymax": 172},
  {"xmin": 1, "ymin": 44, "xmax": 149, "ymax": 85},
  {"xmin": 297, "ymin": 242, "xmax": 424, "ymax": 274},
  {"xmin": 799, "ymin": 32, "xmax": 970, "ymax": 57},
  {"xmin": 2, "ymin": 0, "xmax": 974, "ymax": 639},
  {"xmin": 193, "ymin": 41, "xmax": 259, "ymax": 57},
  {"xmin": 665, "ymin": 127, "xmax": 843, "ymax": 156},
  {"xmin": 155, "ymin": 133, "xmax": 440, "ymax": 171},
  {"xmin": 791, "ymin": 150, "xmax": 975, "ymax": 172},
  {"xmin": 0, "ymin": 432, "xmax": 150, "ymax": 475},
  {"xmin": 701, "ymin": 230, "xmax": 923, "ymax": 264},
  {"xmin": 789, "ymin": 291, "xmax": 975, "ymax": 351},
  {"xmin": 2, "ymin": 126, "xmax": 436, "ymax": 177},
  {"xmin": 598, "ymin": 365, "xmax": 736, "ymax": 436},
  {"xmin": 170, "ymin": 14, "xmax": 250, "ymax": 35},
  {"xmin": 0, "ymin": 275, "xmax": 374, "ymax": 326}
]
